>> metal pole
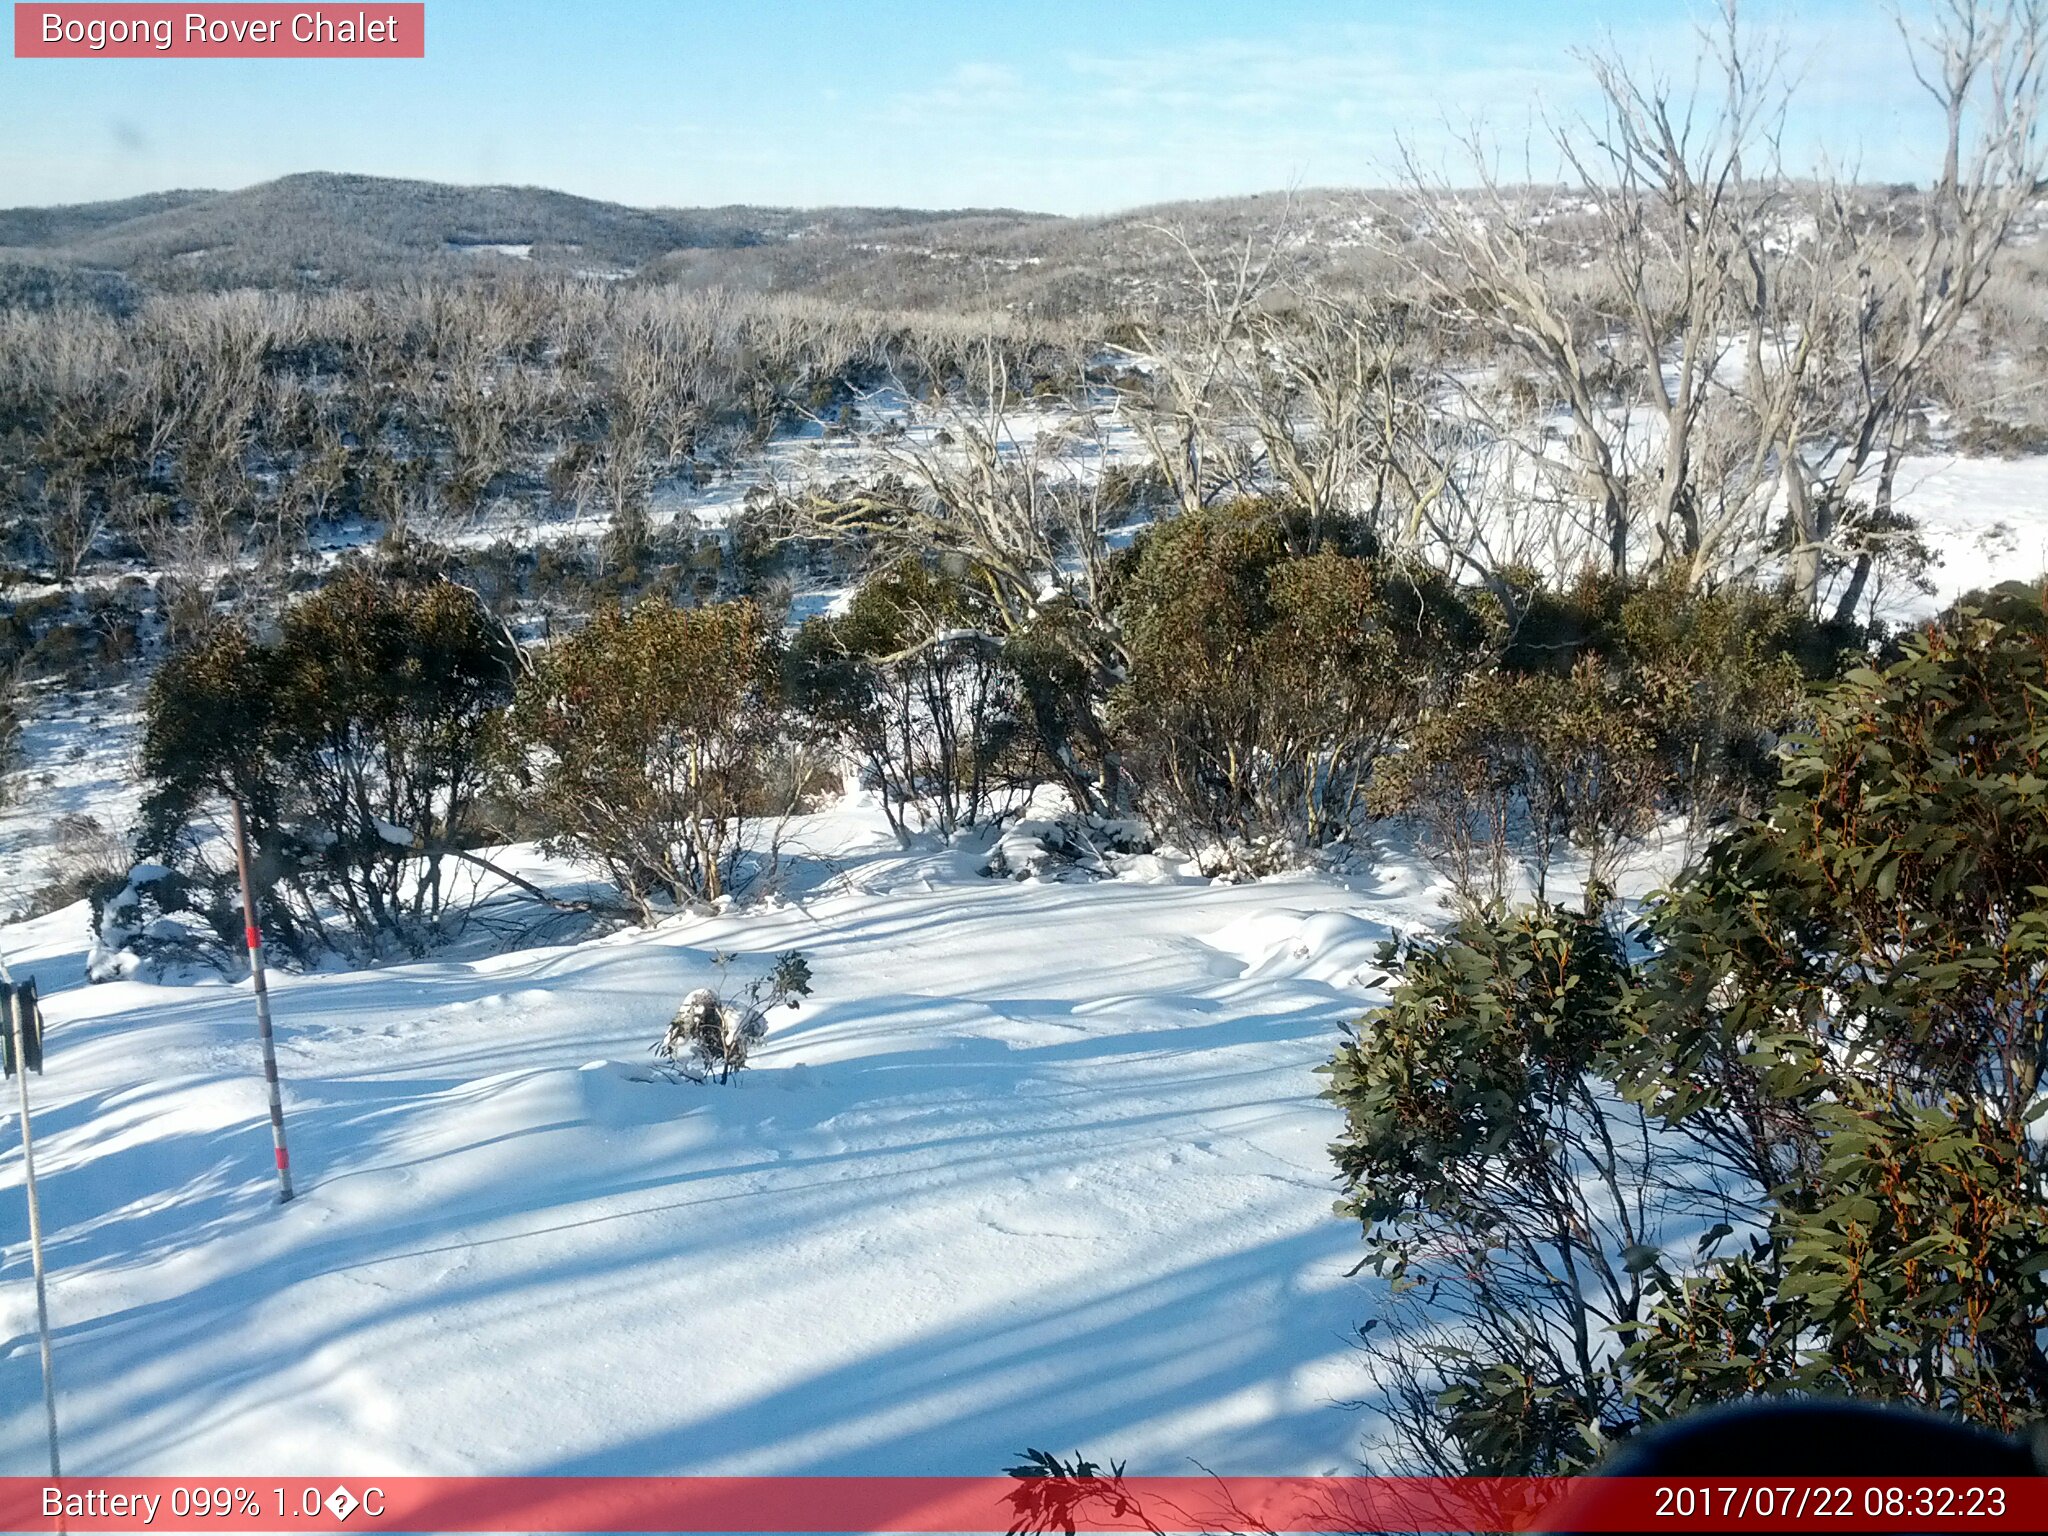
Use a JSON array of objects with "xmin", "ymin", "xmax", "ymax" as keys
[
  {"xmin": 232, "ymin": 799, "xmax": 294, "ymax": 1203},
  {"xmin": 11, "ymin": 986, "xmax": 61, "ymax": 1477}
]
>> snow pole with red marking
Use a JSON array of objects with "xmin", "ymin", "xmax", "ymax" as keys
[
  {"xmin": 232, "ymin": 797, "xmax": 295, "ymax": 1203},
  {"xmin": 5, "ymin": 974, "xmax": 60, "ymax": 1478}
]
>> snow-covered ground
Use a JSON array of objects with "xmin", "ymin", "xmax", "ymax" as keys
[
  {"xmin": 0, "ymin": 803, "xmax": 1446, "ymax": 1478},
  {"xmin": 2, "ymin": 440, "xmax": 2046, "ymax": 1480},
  {"xmin": 0, "ymin": 683, "xmax": 145, "ymax": 908},
  {"xmin": 1880, "ymin": 452, "xmax": 2048, "ymax": 620}
]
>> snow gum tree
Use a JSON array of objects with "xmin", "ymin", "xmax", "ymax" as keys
[
  {"xmin": 787, "ymin": 561, "xmax": 1040, "ymax": 843},
  {"xmin": 1109, "ymin": 498, "xmax": 1474, "ymax": 858},
  {"xmin": 793, "ymin": 343, "xmax": 1131, "ymax": 811},
  {"xmin": 1386, "ymin": 0, "xmax": 2046, "ymax": 618}
]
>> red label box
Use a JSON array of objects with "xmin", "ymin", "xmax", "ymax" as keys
[{"xmin": 13, "ymin": 4, "xmax": 425, "ymax": 57}]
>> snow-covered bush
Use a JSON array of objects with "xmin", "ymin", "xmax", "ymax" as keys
[
  {"xmin": 653, "ymin": 950, "xmax": 812, "ymax": 1083},
  {"xmin": 85, "ymin": 861, "xmax": 234, "ymax": 981},
  {"xmin": 981, "ymin": 789, "xmax": 1151, "ymax": 881},
  {"xmin": 657, "ymin": 988, "xmax": 767, "ymax": 1084}
]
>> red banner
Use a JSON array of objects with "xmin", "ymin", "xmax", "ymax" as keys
[
  {"xmin": 0, "ymin": 1476, "xmax": 2044, "ymax": 1533},
  {"xmin": 13, "ymin": 5, "xmax": 424, "ymax": 58}
]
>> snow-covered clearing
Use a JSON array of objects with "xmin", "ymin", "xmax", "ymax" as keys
[
  {"xmin": 1883, "ymin": 453, "xmax": 2048, "ymax": 619},
  {"xmin": 1, "ymin": 439, "xmax": 2046, "ymax": 1478},
  {"xmin": 0, "ymin": 803, "xmax": 1436, "ymax": 1477}
]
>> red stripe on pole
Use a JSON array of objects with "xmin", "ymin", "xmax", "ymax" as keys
[
  {"xmin": 274, "ymin": 1148, "xmax": 289, "ymax": 1170},
  {"xmin": 1, "ymin": 1477, "xmax": 2044, "ymax": 1532},
  {"xmin": 245, "ymin": 925, "xmax": 261, "ymax": 950}
]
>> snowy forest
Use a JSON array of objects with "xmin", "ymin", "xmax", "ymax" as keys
[{"xmin": 3, "ymin": 0, "xmax": 2048, "ymax": 1495}]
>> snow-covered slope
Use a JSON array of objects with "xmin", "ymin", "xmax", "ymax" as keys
[{"xmin": 0, "ymin": 804, "xmax": 1431, "ymax": 1478}]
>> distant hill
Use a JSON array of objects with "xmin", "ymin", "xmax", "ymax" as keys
[
  {"xmin": 0, "ymin": 174, "xmax": 1455, "ymax": 315},
  {"xmin": 0, "ymin": 173, "xmax": 1967, "ymax": 321},
  {"xmin": 0, "ymin": 172, "xmax": 1058, "ymax": 292},
  {"xmin": 0, "ymin": 188, "xmax": 217, "ymax": 249}
]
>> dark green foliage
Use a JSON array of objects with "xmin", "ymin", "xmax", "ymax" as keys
[
  {"xmin": 273, "ymin": 569, "xmax": 518, "ymax": 930},
  {"xmin": 1111, "ymin": 499, "xmax": 1471, "ymax": 857},
  {"xmin": 1326, "ymin": 581, "xmax": 2048, "ymax": 1467},
  {"xmin": 1941, "ymin": 576, "xmax": 2048, "ymax": 632},
  {"xmin": 1626, "ymin": 1094, "xmax": 2048, "ymax": 1424},
  {"xmin": 761, "ymin": 949, "xmax": 814, "ymax": 1007},
  {"xmin": 129, "ymin": 569, "xmax": 517, "ymax": 961},
  {"xmin": 1610, "ymin": 576, "xmax": 1841, "ymax": 823},
  {"xmin": 1106, "ymin": 525, "xmax": 1822, "ymax": 879},
  {"xmin": 1617, "ymin": 583, "xmax": 2048, "ymax": 1429},
  {"xmin": 1373, "ymin": 576, "xmax": 1840, "ymax": 909},
  {"xmin": 1623, "ymin": 582, "xmax": 2048, "ymax": 1162},
  {"xmin": 1000, "ymin": 595, "xmax": 1122, "ymax": 815},
  {"xmin": 1505, "ymin": 571, "xmax": 1844, "ymax": 814},
  {"xmin": 1324, "ymin": 909, "xmax": 1637, "ymax": 1231},
  {"xmin": 133, "ymin": 622, "xmax": 308, "ymax": 959},
  {"xmin": 1320, "ymin": 905, "xmax": 1649, "ymax": 1472}
]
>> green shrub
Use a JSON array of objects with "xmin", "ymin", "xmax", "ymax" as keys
[
  {"xmin": 788, "ymin": 563, "xmax": 1037, "ymax": 841},
  {"xmin": 505, "ymin": 597, "xmax": 783, "ymax": 919},
  {"xmin": 1617, "ymin": 582, "xmax": 2048, "ymax": 1431},
  {"xmin": 1375, "ymin": 575, "xmax": 1843, "ymax": 908},
  {"xmin": 1372, "ymin": 663, "xmax": 1662, "ymax": 912},
  {"xmin": 1612, "ymin": 576, "xmax": 1833, "ymax": 826},
  {"xmin": 1325, "ymin": 580, "xmax": 2048, "ymax": 1469},
  {"xmin": 1111, "ymin": 500, "xmax": 1470, "ymax": 857},
  {"xmin": 129, "ymin": 570, "xmax": 517, "ymax": 962},
  {"xmin": 1319, "ymin": 903, "xmax": 1645, "ymax": 1473}
]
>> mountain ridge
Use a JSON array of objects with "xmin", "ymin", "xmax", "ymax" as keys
[{"xmin": 0, "ymin": 171, "xmax": 1062, "ymax": 289}]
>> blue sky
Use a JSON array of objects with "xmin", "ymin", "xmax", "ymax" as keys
[{"xmin": 1, "ymin": 1, "xmax": 1943, "ymax": 213}]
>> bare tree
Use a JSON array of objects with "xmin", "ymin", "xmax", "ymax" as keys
[
  {"xmin": 1382, "ymin": 0, "xmax": 2045, "ymax": 615},
  {"xmin": 1385, "ymin": 4, "xmax": 1802, "ymax": 585},
  {"xmin": 1792, "ymin": 0, "xmax": 2047, "ymax": 618},
  {"xmin": 793, "ymin": 338, "xmax": 1131, "ymax": 808}
]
